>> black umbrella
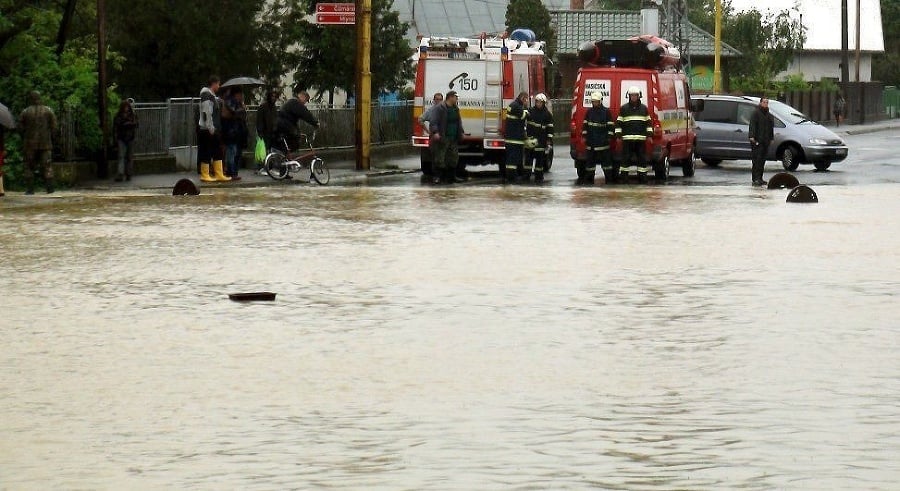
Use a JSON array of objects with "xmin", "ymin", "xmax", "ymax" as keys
[
  {"xmin": 0, "ymin": 102, "xmax": 15, "ymax": 129},
  {"xmin": 220, "ymin": 77, "xmax": 265, "ymax": 88}
]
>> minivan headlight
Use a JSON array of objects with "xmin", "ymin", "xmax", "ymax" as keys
[{"xmin": 808, "ymin": 138, "xmax": 829, "ymax": 145}]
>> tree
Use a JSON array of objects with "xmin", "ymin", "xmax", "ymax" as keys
[
  {"xmin": 0, "ymin": 2, "xmax": 108, "ymax": 188},
  {"xmin": 686, "ymin": 0, "xmax": 806, "ymax": 93},
  {"xmin": 260, "ymin": 0, "xmax": 414, "ymax": 103},
  {"xmin": 105, "ymin": 0, "xmax": 268, "ymax": 99},
  {"xmin": 505, "ymin": 0, "xmax": 556, "ymax": 57},
  {"xmin": 872, "ymin": 0, "xmax": 899, "ymax": 85}
]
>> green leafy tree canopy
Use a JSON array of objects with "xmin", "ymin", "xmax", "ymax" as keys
[{"xmin": 260, "ymin": 0, "xmax": 414, "ymax": 103}]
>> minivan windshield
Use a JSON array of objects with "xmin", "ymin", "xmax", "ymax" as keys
[{"xmin": 768, "ymin": 100, "xmax": 813, "ymax": 124}]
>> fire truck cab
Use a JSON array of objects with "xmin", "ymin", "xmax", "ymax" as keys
[
  {"xmin": 411, "ymin": 33, "xmax": 548, "ymax": 175},
  {"xmin": 570, "ymin": 35, "xmax": 696, "ymax": 181}
]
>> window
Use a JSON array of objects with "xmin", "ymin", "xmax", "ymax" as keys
[{"xmin": 694, "ymin": 100, "xmax": 736, "ymax": 124}]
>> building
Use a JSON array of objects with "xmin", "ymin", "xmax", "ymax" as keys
[{"xmin": 551, "ymin": 9, "xmax": 741, "ymax": 95}]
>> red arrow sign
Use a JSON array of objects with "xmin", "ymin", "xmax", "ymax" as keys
[
  {"xmin": 316, "ymin": 2, "xmax": 355, "ymax": 13},
  {"xmin": 316, "ymin": 13, "xmax": 355, "ymax": 24}
]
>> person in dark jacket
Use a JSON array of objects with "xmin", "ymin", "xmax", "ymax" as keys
[
  {"xmin": 277, "ymin": 87, "xmax": 318, "ymax": 152},
  {"xmin": 222, "ymin": 87, "xmax": 248, "ymax": 180},
  {"xmin": 748, "ymin": 97, "xmax": 775, "ymax": 186},
  {"xmin": 113, "ymin": 99, "xmax": 138, "ymax": 182},
  {"xmin": 525, "ymin": 93, "xmax": 554, "ymax": 183},
  {"xmin": 428, "ymin": 90, "xmax": 465, "ymax": 184},
  {"xmin": 503, "ymin": 91, "xmax": 529, "ymax": 183},
  {"xmin": 615, "ymin": 86, "xmax": 653, "ymax": 182},
  {"xmin": 581, "ymin": 91, "xmax": 614, "ymax": 185},
  {"xmin": 256, "ymin": 89, "xmax": 279, "ymax": 152}
]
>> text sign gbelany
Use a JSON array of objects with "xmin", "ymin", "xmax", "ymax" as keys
[{"xmin": 315, "ymin": 12, "xmax": 355, "ymax": 24}]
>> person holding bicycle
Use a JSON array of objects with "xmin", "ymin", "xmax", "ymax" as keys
[{"xmin": 276, "ymin": 86, "xmax": 319, "ymax": 152}]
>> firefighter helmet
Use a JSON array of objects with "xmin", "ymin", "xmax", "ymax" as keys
[
  {"xmin": 590, "ymin": 91, "xmax": 603, "ymax": 102},
  {"xmin": 626, "ymin": 86, "xmax": 642, "ymax": 98},
  {"xmin": 535, "ymin": 93, "xmax": 548, "ymax": 103}
]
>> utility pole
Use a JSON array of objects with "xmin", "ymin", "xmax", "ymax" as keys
[
  {"xmin": 841, "ymin": 0, "xmax": 849, "ymax": 92},
  {"xmin": 855, "ymin": 0, "xmax": 864, "ymax": 123},
  {"xmin": 713, "ymin": 0, "xmax": 722, "ymax": 93},
  {"xmin": 354, "ymin": 0, "xmax": 372, "ymax": 170},
  {"xmin": 97, "ymin": 0, "xmax": 109, "ymax": 179}
]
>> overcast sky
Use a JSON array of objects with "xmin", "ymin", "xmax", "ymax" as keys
[{"xmin": 726, "ymin": 0, "xmax": 884, "ymax": 51}]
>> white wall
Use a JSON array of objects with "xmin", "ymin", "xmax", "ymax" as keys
[{"xmin": 778, "ymin": 52, "xmax": 874, "ymax": 83}]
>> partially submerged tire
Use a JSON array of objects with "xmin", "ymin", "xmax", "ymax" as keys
[
  {"xmin": 701, "ymin": 157, "xmax": 721, "ymax": 167},
  {"xmin": 172, "ymin": 178, "xmax": 200, "ymax": 196},
  {"xmin": 782, "ymin": 145, "xmax": 801, "ymax": 171},
  {"xmin": 814, "ymin": 162, "xmax": 831, "ymax": 171},
  {"xmin": 767, "ymin": 172, "xmax": 800, "ymax": 189},
  {"xmin": 787, "ymin": 184, "xmax": 818, "ymax": 203}
]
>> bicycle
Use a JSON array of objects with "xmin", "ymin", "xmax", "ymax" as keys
[{"xmin": 263, "ymin": 131, "xmax": 330, "ymax": 185}]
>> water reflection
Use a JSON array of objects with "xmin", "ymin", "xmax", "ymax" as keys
[{"xmin": 1, "ymin": 184, "xmax": 898, "ymax": 489}]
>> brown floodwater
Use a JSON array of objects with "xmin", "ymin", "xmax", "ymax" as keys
[{"xmin": 1, "ymin": 183, "xmax": 898, "ymax": 489}]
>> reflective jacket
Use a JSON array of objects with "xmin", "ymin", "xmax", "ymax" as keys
[
  {"xmin": 504, "ymin": 99, "xmax": 528, "ymax": 143},
  {"xmin": 615, "ymin": 102, "xmax": 652, "ymax": 141},
  {"xmin": 582, "ymin": 105, "xmax": 613, "ymax": 150},
  {"xmin": 526, "ymin": 105, "xmax": 554, "ymax": 150}
]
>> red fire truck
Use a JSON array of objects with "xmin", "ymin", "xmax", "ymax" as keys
[
  {"xmin": 570, "ymin": 35, "xmax": 697, "ymax": 181},
  {"xmin": 411, "ymin": 34, "xmax": 548, "ymax": 175}
]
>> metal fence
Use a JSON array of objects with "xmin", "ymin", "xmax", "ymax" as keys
[{"xmin": 58, "ymin": 98, "xmax": 575, "ymax": 161}]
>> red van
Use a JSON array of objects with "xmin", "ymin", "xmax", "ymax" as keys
[{"xmin": 570, "ymin": 35, "xmax": 696, "ymax": 182}]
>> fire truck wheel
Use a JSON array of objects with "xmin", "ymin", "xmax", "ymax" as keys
[
  {"xmin": 655, "ymin": 154, "xmax": 670, "ymax": 181},
  {"xmin": 682, "ymin": 154, "xmax": 696, "ymax": 177}
]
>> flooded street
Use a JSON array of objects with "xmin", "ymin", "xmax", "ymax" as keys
[{"xmin": 2, "ymin": 179, "xmax": 899, "ymax": 489}]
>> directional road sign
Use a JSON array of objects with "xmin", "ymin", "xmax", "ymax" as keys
[{"xmin": 315, "ymin": 13, "xmax": 355, "ymax": 25}]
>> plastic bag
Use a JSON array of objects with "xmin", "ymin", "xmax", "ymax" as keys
[{"xmin": 254, "ymin": 137, "xmax": 266, "ymax": 164}]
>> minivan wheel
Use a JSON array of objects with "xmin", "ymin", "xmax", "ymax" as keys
[
  {"xmin": 701, "ymin": 157, "xmax": 721, "ymax": 167},
  {"xmin": 814, "ymin": 162, "xmax": 831, "ymax": 171},
  {"xmin": 782, "ymin": 145, "xmax": 801, "ymax": 171}
]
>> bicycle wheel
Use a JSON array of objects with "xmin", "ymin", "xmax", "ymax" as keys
[
  {"xmin": 265, "ymin": 151, "xmax": 290, "ymax": 180},
  {"xmin": 310, "ymin": 157, "xmax": 330, "ymax": 185}
]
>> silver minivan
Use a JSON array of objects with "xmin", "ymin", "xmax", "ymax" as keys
[{"xmin": 691, "ymin": 94, "xmax": 849, "ymax": 171}]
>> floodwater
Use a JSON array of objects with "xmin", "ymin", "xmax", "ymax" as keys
[{"xmin": 1, "ymin": 183, "xmax": 898, "ymax": 490}]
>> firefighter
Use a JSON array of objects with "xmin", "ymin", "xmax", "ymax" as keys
[
  {"xmin": 503, "ymin": 91, "xmax": 529, "ymax": 183},
  {"xmin": 525, "ymin": 93, "xmax": 554, "ymax": 183},
  {"xmin": 615, "ymin": 86, "xmax": 653, "ymax": 182},
  {"xmin": 580, "ymin": 91, "xmax": 614, "ymax": 185}
]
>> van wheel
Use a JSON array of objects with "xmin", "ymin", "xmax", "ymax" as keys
[
  {"xmin": 782, "ymin": 145, "xmax": 801, "ymax": 171},
  {"xmin": 682, "ymin": 153, "xmax": 696, "ymax": 177},
  {"xmin": 655, "ymin": 154, "xmax": 670, "ymax": 181},
  {"xmin": 701, "ymin": 157, "xmax": 721, "ymax": 167},
  {"xmin": 814, "ymin": 162, "xmax": 831, "ymax": 171}
]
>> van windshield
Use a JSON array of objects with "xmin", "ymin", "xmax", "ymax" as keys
[{"xmin": 768, "ymin": 100, "xmax": 813, "ymax": 124}]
